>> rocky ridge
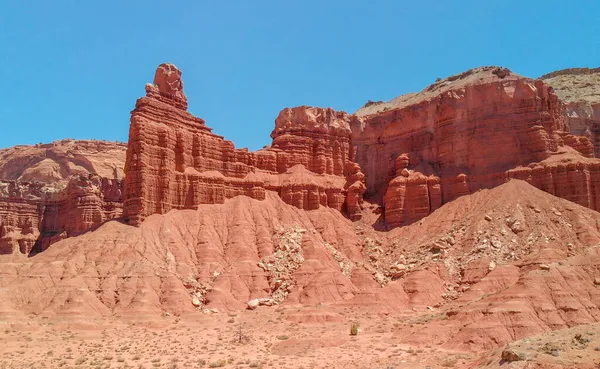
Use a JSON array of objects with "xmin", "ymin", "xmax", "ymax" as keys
[{"xmin": 0, "ymin": 139, "xmax": 126, "ymax": 182}]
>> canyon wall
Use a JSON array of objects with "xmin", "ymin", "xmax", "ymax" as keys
[
  {"xmin": 353, "ymin": 67, "xmax": 600, "ymax": 226},
  {"xmin": 0, "ymin": 140, "xmax": 126, "ymax": 255},
  {"xmin": 123, "ymin": 64, "xmax": 365, "ymax": 225},
  {"xmin": 0, "ymin": 176, "xmax": 123, "ymax": 255}
]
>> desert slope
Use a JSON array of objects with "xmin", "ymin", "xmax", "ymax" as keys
[
  {"xmin": 2, "ymin": 63, "xmax": 600, "ymax": 368},
  {"xmin": 1, "ymin": 180, "xmax": 599, "ymax": 351},
  {"xmin": 0, "ymin": 192, "xmax": 371, "ymax": 317},
  {"xmin": 384, "ymin": 179, "xmax": 600, "ymax": 350}
]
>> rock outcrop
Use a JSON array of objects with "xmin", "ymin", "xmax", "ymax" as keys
[
  {"xmin": 354, "ymin": 66, "xmax": 600, "ymax": 226},
  {"xmin": 2, "ymin": 64, "xmax": 599, "ymax": 245},
  {"xmin": 0, "ymin": 175, "xmax": 123, "ymax": 255},
  {"xmin": 0, "ymin": 140, "xmax": 126, "ymax": 255},
  {"xmin": 123, "ymin": 63, "xmax": 363, "ymax": 225},
  {"xmin": 0, "ymin": 139, "xmax": 126, "ymax": 183},
  {"xmin": 383, "ymin": 154, "xmax": 441, "ymax": 226},
  {"xmin": 541, "ymin": 67, "xmax": 600, "ymax": 156}
]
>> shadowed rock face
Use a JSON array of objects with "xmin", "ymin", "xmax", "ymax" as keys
[{"xmin": 123, "ymin": 64, "xmax": 365, "ymax": 225}]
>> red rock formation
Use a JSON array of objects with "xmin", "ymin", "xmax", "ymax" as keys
[
  {"xmin": 384, "ymin": 154, "xmax": 442, "ymax": 226},
  {"xmin": 0, "ymin": 181, "xmax": 42, "ymax": 254},
  {"xmin": 354, "ymin": 67, "xmax": 600, "ymax": 226},
  {"xmin": 123, "ymin": 64, "xmax": 361, "ymax": 225},
  {"xmin": 343, "ymin": 162, "xmax": 367, "ymax": 220},
  {"xmin": 5, "ymin": 63, "xmax": 600, "ymax": 365},
  {"xmin": 542, "ymin": 68, "xmax": 600, "ymax": 157},
  {"xmin": 0, "ymin": 175, "xmax": 123, "ymax": 255},
  {"xmin": 123, "ymin": 64, "xmax": 267, "ymax": 225},
  {"xmin": 0, "ymin": 139, "xmax": 126, "ymax": 255},
  {"xmin": 506, "ymin": 151, "xmax": 600, "ymax": 211},
  {"xmin": 270, "ymin": 107, "xmax": 353, "ymax": 175},
  {"xmin": 0, "ymin": 139, "xmax": 126, "ymax": 182},
  {"xmin": 53, "ymin": 175, "xmax": 123, "ymax": 236}
]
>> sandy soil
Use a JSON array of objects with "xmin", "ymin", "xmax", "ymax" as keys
[{"xmin": 0, "ymin": 306, "xmax": 479, "ymax": 369}]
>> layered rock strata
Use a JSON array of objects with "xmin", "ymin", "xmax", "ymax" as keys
[
  {"xmin": 0, "ymin": 175, "xmax": 123, "ymax": 255},
  {"xmin": 4, "ymin": 64, "xmax": 600, "ymax": 239},
  {"xmin": 123, "ymin": 63, "xmax": 364, "ymax": 225},
  {"xmin": 0, "ymin": 140, "xmax": 127, "ymax": 255},
  {"xmin": 354, "ymin": 67, "xmax": 600, "ymax": 226},
  {"xmin": 0, "ymin": 139, "xmax": 126, "ymax": 182}
]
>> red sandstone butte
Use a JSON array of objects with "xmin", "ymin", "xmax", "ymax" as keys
[
  {"xmin": 354, "ymin": 66, "xmax": 600, "ymax": 227},
  {"xmin": 123, "ymin": 63, "xmax": 365, "ymax": 225}
]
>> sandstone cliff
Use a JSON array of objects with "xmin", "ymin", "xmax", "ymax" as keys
[
  {"xmin": 0, "ymin": 140, "xmax": 126, "ymax": 255},
  {"xmin": 123, "ymin": 63, "xmax": 365, "ymax": 225},
  {"xmin": 354, "ymin": 66, "xmax": 600, "ymax": 227},
  {"xmin": 3, "ymin": 64, "xmax": 600, "ymax": 252},
  {"xmin": 0, "ymin": 176, "xmax": 122, "ymax": 255},
  {"xmin": 2, "ymin": 63, "xmax": 600, "ymax": 360}
]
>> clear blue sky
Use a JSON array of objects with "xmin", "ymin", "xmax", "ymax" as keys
[{"xmin": 1, "ymin": 1, "xmax": 599, "ymax": 150}]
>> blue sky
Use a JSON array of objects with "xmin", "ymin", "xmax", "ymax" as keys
[{"xmin": 1, "ymin": 1, "xmax": 599, "ymax": 150}]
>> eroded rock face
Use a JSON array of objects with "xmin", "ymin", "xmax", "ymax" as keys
[
  {"xmin": 506, "ymin": 153, "xmax": 600, "ymax": 210},
  {"xmin": 343, "ymin": 162, "xmax": 367, "ymax": 220},
  {"xmin": 0, "ymin": 176, "xmax": 123, "ymax": 254},
  {"xmin": 270, "ymin": 107, "xmax": 353, "ymax": 175},
  {"xmin": 542, "ymin": 67, "xmax": 600, "ymax": 157},
  {"xmin": 0, "ymin": 139, "xmax": 126, "ymax": 255},
  {"xmin": 124, "ymin": 65, "xmax": 361, "ymax": 225},
  {"xmin": 384, "ymin": 154, "xmax": 441, "ymax": 226},
  {"xmin": 0, "ymin": 139, "xmax": 126, "ymax": 182},
  {"xmin": 354, "ymin": 67, "xmax": 600, "ymax": 226}
]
